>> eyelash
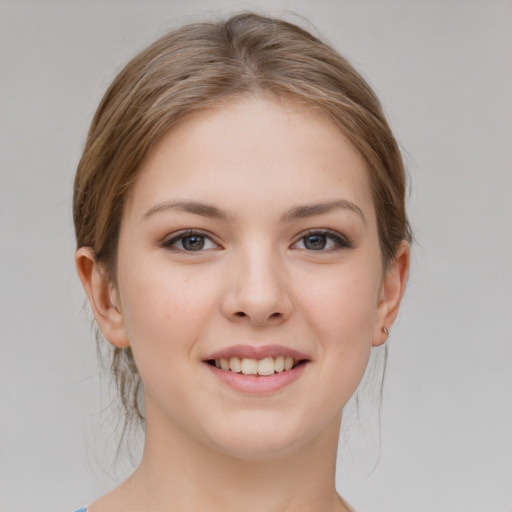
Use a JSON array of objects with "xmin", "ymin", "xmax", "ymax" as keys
[
  {"xmin": 161, "ymin": 229, "xmax": 352, "ymax": 253},
  {"xmin": 292, "ymin": 230, "xmax": 352, "ymax": 252},
  {"xmin": 161, "ymin": 230, "xmax": 220, "ymax": 252}
]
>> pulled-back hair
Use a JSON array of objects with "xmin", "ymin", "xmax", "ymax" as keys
[{"xmin": 74, "ymin": 12, "xmax": 411, "ymax": 434}]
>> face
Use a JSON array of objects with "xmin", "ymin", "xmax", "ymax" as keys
[{"xmin": 96, "ymin": 96, "xmax": 401, "ymax": 459}]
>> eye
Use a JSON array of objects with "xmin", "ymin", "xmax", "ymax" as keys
[
  {"xmin": 162, "ymin": 230, "xmax": 219, "ymax": 252},
  {"xmin": 293, "ymin": 230, "xmax": 351, "ymax": 251}
]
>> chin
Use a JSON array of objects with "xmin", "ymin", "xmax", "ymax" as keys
[
  {"xmin": 203, "ymin": 411, "xmax": 328, "ymax": 461},
  {"xmin": 213, "ymin": 434, "xmax": 305, "ymax": 461}
]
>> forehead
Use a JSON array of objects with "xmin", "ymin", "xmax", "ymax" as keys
[{"xmin": 124, "ymin": 96, "xmax": 375, "ymax": 224}]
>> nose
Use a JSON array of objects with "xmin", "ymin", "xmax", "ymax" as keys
[{"xmin": 220, "ymin": 245, "xmax": 293, "ymax": 326}]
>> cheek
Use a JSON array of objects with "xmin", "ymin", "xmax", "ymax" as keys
[
  {"xmin": 297, "ymin": 261, "xmax": 381, "ymax": 344},
  {"xmin": 294, "ymin": 261, "xmax": 382, "ymax": 399},
  {"xmin": 116, "ymin": 254, "xmax": 219, "ymax": 371}
]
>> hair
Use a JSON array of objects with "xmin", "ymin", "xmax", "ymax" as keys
[{"xmin": 73, "ymin": 12, "xmax": 411, "ymax": 437}]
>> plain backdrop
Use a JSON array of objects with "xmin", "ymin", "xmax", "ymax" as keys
[{"xmin": 1, "ymin": 1, "xmax": 511, "ymax": 511}]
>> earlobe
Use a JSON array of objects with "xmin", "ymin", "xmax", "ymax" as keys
[
  {"xmin": 373, "ymin": 241, "xmax": 410, "ymax": 347},
  {"xmin": 75, "ymin": 247, "xmax": 130, "ymax": 348}
]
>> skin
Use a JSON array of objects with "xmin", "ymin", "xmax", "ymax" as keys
[{"xmin": 77, "ymin": 96, "xmax": 409, "ymax": 512}]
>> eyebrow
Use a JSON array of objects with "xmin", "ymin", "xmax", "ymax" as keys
[
  {"xmin": 142, "ymin": 199, "xmax": 366, "ymax": 224},
  {"xmin": 282, "ymin": 200, "xmax": 366, "ymax": 225},
  {"xmin": 142, "ymin": 200, "xmax": 230, "ymax": 221}
]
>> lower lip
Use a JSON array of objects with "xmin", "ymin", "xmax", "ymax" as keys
[{"xmin": 205, "ymin": 362, "xmax": 309, "ymax": 394}]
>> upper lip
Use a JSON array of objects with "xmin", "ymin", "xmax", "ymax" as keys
[{"xmin": 204, "ymin": 344, "xmax": 311, "ymax": 361}]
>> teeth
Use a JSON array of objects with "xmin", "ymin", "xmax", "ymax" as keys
[
  {"xmin": 274, "ymin": 356, "xmax": 285, "ymax": 373},
  {"xmin": 257, "ymin": 357, "xmax": 275, "ymax": 376},
  {"xmin": 229, "ymin": 357, "xmax": 241, "ymax": 373},
  {"xmin": 241, "ymin": 358, "xmax": 258, "ymax": 375},
  {"xmin": 213, "ymin": 356, "xmax": 300, "ymax": 375}
]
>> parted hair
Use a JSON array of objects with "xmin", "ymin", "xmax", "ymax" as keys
[{"xmin": 74, "ymin": 12, "xmax": 411, "ymax": 433}]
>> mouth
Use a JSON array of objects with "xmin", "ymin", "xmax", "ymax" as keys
[
  {"xmin": 203, "ymin": 345, "xmax": 311, "ymax": 393},
  {"xmin": 207, "ymin": 356, "xmax": 307, "ymax": 376}
]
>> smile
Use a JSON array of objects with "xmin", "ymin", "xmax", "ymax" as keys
[
  {"xmin": 210, "ymin": 356, "xmax": 300, "ymax": 375},
  {"xmin": 204, "ymin": 345, "xmax": 310, "ymax": 394}
]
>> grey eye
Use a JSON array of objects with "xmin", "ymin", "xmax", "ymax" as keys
[
  {"xmin": 164, "ymin": 232, "xmax": 218, "ymax": 251},
  {"xmin": 303, "ymin": 234, "xmax": 327, "ymax": 250},
  {"xmin": 181, "ymin": 235, "xmax": 206, "ymax": 251},
  {"xmin": 293, "ymin": 231, "xmax": 350, "ymax": 251}
]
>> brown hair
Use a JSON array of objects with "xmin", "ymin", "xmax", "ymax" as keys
[{"xmin": 74, "ymin": 12, "xmax": 411, "ymax": 432}]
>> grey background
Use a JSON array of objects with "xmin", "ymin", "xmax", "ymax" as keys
[{"xmin": 1, "ymin": 1, "xmax": 511, "ymax": 511}]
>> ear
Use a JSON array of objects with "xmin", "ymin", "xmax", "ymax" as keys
[
  {"xmin": 75, "ymin": 247, "xmax": 130, "ymax": 348},
  {"xmin": 373, "ymin": 240, "xmax": 410, "ymax": 347}
]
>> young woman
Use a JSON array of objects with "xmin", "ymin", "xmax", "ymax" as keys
[{"xmin": 73, "ymin": 12, "xmax": 410, "ymax": 512}]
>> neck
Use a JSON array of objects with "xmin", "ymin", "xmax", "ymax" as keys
[{"xmin": 111, "ymin": 403, "xmax": 347, "ymax": 512}]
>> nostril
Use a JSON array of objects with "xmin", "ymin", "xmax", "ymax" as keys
[{"xmin": 232, "ymin": 311, "xmax": 283, "ymax": 321}]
